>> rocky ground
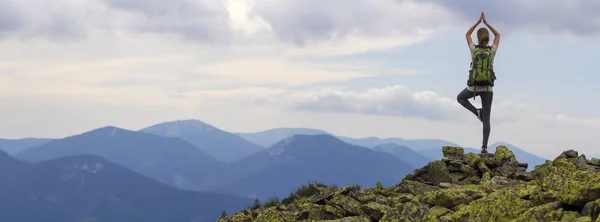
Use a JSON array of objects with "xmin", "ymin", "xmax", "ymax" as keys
[{"xmin": 218, "ymin": 146, "xmax": 600, "ymax": 222}]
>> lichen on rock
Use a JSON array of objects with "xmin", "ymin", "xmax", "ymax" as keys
[{"xmin": 218, "ymin": 146, "xmax": 600, "ymax": 222}]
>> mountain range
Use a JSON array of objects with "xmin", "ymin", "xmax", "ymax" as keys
[
  {"xmin": 0, "ymin": 138, "xmax": 52, "ymax": 154},
  {"xmin": 140, "ymin": 120, "xmax": 263, "ymax": 162},
  {"xmin": 16, "ymin": 126, "xmax": 224, "ymax": 190},
  {"xmin": 372, "ymin": 143, "xmax": 431, "ymax": 168},
  {"xmin": 0, "ymin": 150, "xmax": 251, "ymax": 222},
  {"xmin": 206, "ymin": 134, "xmax": 414, "ymax": 200},
  {"xmin": 238, "ymin": 127, "xmax": 547, "ymax": 170},
  {"xmin": 3, "ymin": 119, "xmax": 550, "ymax": 215}
]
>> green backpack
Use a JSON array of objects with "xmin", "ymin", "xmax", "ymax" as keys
[{"xmin": 467, "ymin": 45, "xmax": 496, "ymax": 87}]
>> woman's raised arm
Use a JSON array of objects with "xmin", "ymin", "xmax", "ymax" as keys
[{"xmin": 466, "ymin": 12, "xmax": 484, "ymax": 46}]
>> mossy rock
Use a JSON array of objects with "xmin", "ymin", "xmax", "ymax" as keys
[
  {"xmin": 359, "ymin": 202, "xmax": 391, "ymax": 221},
  {"xmin": 418, "ymin": 185, "xmax": 486, "ymax": 209},
  {"xmin": 442, "ymin": 146, "xmax": 464, "ymax": 159},
  {"xmin": 425, "ymin": 206, "xmax": 453, "ymax": 221},
  {"xmin": 317, "ymin": 216, "xmax": 372, "ymax": 222},
  {"xmin": 458, "ymin": 176, "xmax": 481, "ymax": 185},
  {"xmin": 463, "ymin": 153, "xmax": 482, "ymax": 167},
  {"xmin": 451, "ymin": 187, "xmax": 533, "ymax": 221},
  {"xmin": 395, "ymin": 179, "xmax": 440, "ymax": 195},
  {"xmin": 379, "ymin": 200, "xmax": 429, "ymax": 221},
  {"xmin": 531, "ymin": 158, "xmax": 600, "ymax": 207},
  {"xmin": 327, "ymin": 194, "xmax": 363, "ymax": 217},
  {"xmin": 495, "ymin": 145, "xmax": 517, "ymax": 163},
  {"xmin": 427, "ymin": 160, "xmax": 452, "ymax": 185}
]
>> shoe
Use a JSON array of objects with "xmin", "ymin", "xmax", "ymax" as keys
[
  {"xmin": 476, "ymin": 109, "xmax": 483, "ymax": 122},
  {"xmin": 481, "ymin": 146, "xmax": 488, "ymax": 154}
]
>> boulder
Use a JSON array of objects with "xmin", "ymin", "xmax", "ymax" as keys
[{"xmin": 219, "ymin": 146, "xmax": 600, "ymax": 222}]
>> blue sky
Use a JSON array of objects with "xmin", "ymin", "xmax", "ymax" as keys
[{"xmin": 1, "ymin": 0, "xmax": 599, "ymax": 158}]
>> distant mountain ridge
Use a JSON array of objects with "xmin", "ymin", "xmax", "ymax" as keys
[
  {"xmin": 236, "ymin": 127, "xmax": 330, "ymax": 148},
  {"xmin": 372, "ymin": 143, "xmax": 431, "ymax": 168},
  {"xmin": 0, "ymin": 149, "xmax": 251, "ymax": 222},
  {"xmin": 240, "ymin": 127, "xmax": 548, "ymax": 171},
  {"xmin": 140, "ymin": 119, "xmax": 263, "ymax": 162},
  {"xmin": 0, "ymin": 138, "xmax": 52, "ymax": 154},
  {"xmin": 206, "ymin": 134, "xmax": 415, "ymax": 200},
  {"xmin": 15, "ymin": 126, "xmax": 223, "ymax": 190}
]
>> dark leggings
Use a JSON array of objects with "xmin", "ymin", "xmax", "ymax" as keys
[{"xmin": 456, "ymin": 88, "xmax": 493, "ymax": 148}]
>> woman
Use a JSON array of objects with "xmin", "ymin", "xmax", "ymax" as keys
[{"xmin": 456, "ymin": 11, "xmax": 500, "ymax": 154}]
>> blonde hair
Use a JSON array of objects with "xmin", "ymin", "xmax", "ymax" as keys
[{"xmin": 477, "ymin": 27, "xmax": 490, "ymax": 46}]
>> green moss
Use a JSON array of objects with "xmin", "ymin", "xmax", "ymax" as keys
[
  {"xmin": 442, "ymin": 146, "xmax": 464, "ymax": 159},
  {"xmin": 317, "ymin": 216, "xmax": 371, "ymax": 222},
  {"xmin": 478, "ymin": 161, "xmax": 491, "ymax": 175},
  {"xmin": 458, "ymin": 176, "xmax": 481, "ymax": 185},
  {"xmin": 379, "ymin": 200, "xmax": 429, "ymax": 221},
  {"xmin": 514, "ymin": 201, "xmax": 561, "ymax": 221},
  {"xmin": 531, "ymin": 158, "xmax": 600, "ymax": 206},
  {"xmin": 451, "ymin": 188, "xmax": 532, "ymax": 221},
  {"xmin": 395, "ymin": 179, "xmax": 440, "ymax": 195},
  {"xmin": 494, "ymin": 145, "xmax": 517, "ymax": 163},
  {"xmin": 425, "ymin": 206, "xmax": 453, "ymax": 221},
  {"xmin": 575, "ymin": 217, "xmax": 593, "ymax": 222},
  {"xmin": 427, "ymin": 160, "xmax": 452, "ymax": 185},
  {"xmin": 359, "ymin": 202, "xmax": 391, "ymax": 221},
  {"xmin": 253, "ymin": 208, "xmax": 296, "ymax": 222},
  {"xmin": 328, "ymin": 194, "xmax": 363, "ymax": 216},
  {"xmin": 463, "ymin": 153, "xmax": 481, "ymax": 167},
  {"xmin": 220, "ymin": 147, "xmax": 600, "ymax": 222},
  {"xmin": 418, "ymin": 186, "xmax": 486, "ymax": 209}
]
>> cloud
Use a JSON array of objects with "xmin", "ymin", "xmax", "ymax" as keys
[
  {"xmin": 437, "ymin": 0, "xmax": 600, "ymax": 36},
  {"xmin": 258, "ymin": 85, "xmax": 598, "ymax": 129},
  {"xmin": 0, "ymin": 1, "xmax": 24, "ymax": 35},
  {"xmin": 249, "ymin": 0, "xmax": 459, "ymax": 46},
  {"xmin": 102, "ymin": 0, "xmax": 232, "ymax": 42},
  {"xmin": 282, "ymin": 85, "xmax": 460, "ymax": 121}
]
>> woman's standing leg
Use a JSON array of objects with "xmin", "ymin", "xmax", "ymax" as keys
[
  {"xmin": 456, "ymin": 87, "xmax": 478, "ymax": 116},
  {"xmin": 480, "ymin": 91, "xmax": 494, "ymax": 149}
]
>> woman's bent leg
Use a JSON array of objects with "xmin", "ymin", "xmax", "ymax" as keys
[{"xmin": 456, "ymin": 88, "xmax": 478, "ymax": 116}]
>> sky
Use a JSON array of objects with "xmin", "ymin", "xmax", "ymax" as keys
[{"xmin": 1, "ymin": 0, "xmax": 600, "ymax": 158}]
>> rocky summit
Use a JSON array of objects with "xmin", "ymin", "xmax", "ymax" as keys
[{"xmin": 218, "ymin": 145, "xmax": 600, "ymax": 222}]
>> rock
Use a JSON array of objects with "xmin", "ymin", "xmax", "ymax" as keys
[
  {"xmin": 375, "ymin": 181, "xmax": 383, "ymax": 189},
  {"xmin": 461, "ymin": 165, "xmax": 477, "ymax": 178},
  {"xmin": 458, "ymin": 176, "xmax": 481, "ymax": 185},
  {"xmin": 442, "ymin": 146, "xmax": 464, "ymax": 160},
  {"xmin": 494, "ymin": 145, "xmax": 517, "ymax": 163},
  {"xmin": 531, "ymin": 158, "xmax": 600, "ymax": 208},
  {"xmin": 582, "ymin": 201, "xmax": 595, "ymax": 217},
  {"xmin": 395, "ymin": 179, "xmax": 440, "ymax": 195},
  {"xmin": 359, "ymin": 202, "xmax": 390, "ymax": 221},
  {"xmin": 439, "ymin": 182, "xmax": 460, "ymax": 188},
  {"xmin": 335, "ymin": 216, "xmax": 371, "ymax": 222},
  {"xmin": 494, "ymin": 163, "xmax": 518, "ymax": 178},
  {"xmin": 327, "ymin": 194, "xmax": 363, "ymax": 216},
  {"xmin": 463, "ymin": 153, "xmax": 481, "ymax": 167},
  {"xmin": 379, "ymin": 200, "xmax": 429, "ymax": 221},
  {"xmin": 577, "ymin": 155, "xmax": 588, "ymax": 168},
  {"xmin": 518, "ymin": 162, "xmax": 529, "ymax": 169},
  {"xmin": 419, "ymin": 186, "xmax": 486, "ymax": 209},
  {"xmin": 514, "ymin": 201, "xmax": 562, "ymax": 221},
  {"xmin": 219, "ymin": 147, "xmax": 600, "ymax": 222},
  {"xmin": 477, "ymin": 161, "xmax": 491, "ymax": 175},
  {"xmin": 427, "ymin": 160, "xmax": 452, "ymax": 185},
  {"xmin": 447, "ymin": 160, "xmax": 465, "ymax": 172},
  {"xmin": 426, "ymin": 206, "xmax": 453, "ymax": 221},
  {"xmin": 451, "ymin": 188, "xmax": 533, "ymax": 221},
  {"xmin": 591, "ymin": 199, "xmax": 600, "ymax": 221},
  {"xmin": 591, "ymin": 158, "xmax": 600, "ymax": 166},
  {"xmin": 557, "ymin": 149, "xmax": 579, "ymax": 159}
]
